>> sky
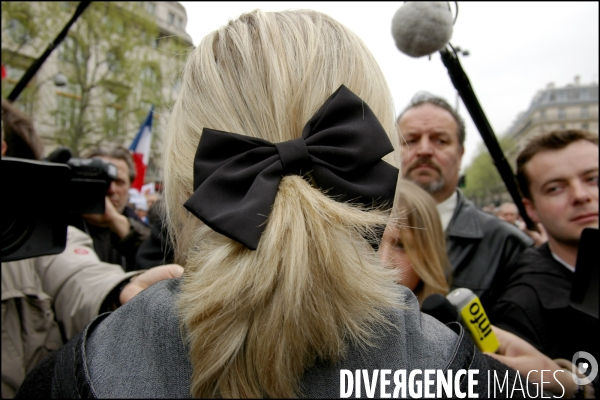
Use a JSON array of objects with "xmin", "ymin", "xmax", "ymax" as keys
[{"xmin": 180, "ymin": 2, "xmax": 599, "ymax": 170}]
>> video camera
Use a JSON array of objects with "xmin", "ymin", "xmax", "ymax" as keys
[{"xmin": 1, "ymin": 147, "xmax": 117, "ymax": 262}]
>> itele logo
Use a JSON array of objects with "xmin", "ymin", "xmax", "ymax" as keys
[{"xmin": 571, "ymin": 351, "xmax": 598, "ymax": 385}]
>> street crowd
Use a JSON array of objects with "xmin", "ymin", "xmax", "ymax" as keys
[{"xmin": 1, "ymin": 8, "xmax": 598, "ymax": 399}]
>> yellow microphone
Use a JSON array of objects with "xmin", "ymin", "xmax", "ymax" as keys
[{"xmin": 446, "ymin": 288, "xmax": 500, "ymax": 353}]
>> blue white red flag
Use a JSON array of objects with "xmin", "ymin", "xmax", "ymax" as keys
[{"xmin": 129, "ymin": 105, "xmax": 154, "ymax": 191}]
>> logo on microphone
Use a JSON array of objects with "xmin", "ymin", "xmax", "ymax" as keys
[
  {"xmin": 458, "ymin": 295, "xmax": 499, "ymax": 353},
  {"xmin": 571, "ymin": 351, "xmax": 598, "ymax": 385},
  {"xmin": 467, "ymin": 302, "xmax": 493, "ymax": 341}
]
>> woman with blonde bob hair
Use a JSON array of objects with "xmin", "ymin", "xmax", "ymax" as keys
[
  {"xmin": 380, "ymin": 179, "xmax": 451, "ymax": 305},
  {"xmin": 17, "ymin": 9, "xmax": 517, "ymax": 399}
]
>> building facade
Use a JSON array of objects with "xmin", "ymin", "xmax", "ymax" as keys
[
  {"xmin": 464, "ymin": 77, "xmax": 598, "ymax": 209},
  {"xmin": 506, "ymin": 76, "xmax": 599, "ymax": 149},
  {"xmin": 1, "ymin": 1, "xmax": 194, "ymax": 183}
]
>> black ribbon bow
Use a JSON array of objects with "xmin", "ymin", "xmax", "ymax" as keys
[{"xmin": 184, "ymin": 85, "xmax": 399, "ymax": 250}]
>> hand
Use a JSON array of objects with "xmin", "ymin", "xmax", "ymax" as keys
[
  {"xmin": 519, "ymin": 222, "xmax": 548, "ymax": 247},
  {"xmin": 119, "ymin": 264, "xmax": 184, "ymax": 304},
  {"xmin": 485, "ymin": 325, "xmax": 577, "ymax": 397},
  {"xmin": 82, "ymin": 197, "xmax": 130, "ymax": 238}
]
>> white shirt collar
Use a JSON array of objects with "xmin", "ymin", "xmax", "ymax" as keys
[
  {"xmin": 436, "ymin": 191, "xmax": 458, "ymax": 231},
  {"xmin": 550, "ymin": 250, "xmax": 575, "ymax": 273}
]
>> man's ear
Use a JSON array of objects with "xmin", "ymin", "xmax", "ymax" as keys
[{"xmin": 522, "ymin": 197, "xmax": 540, "ymax": 224}]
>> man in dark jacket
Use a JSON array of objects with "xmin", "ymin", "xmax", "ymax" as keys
[
  {"xmin": 491, "ymin": 129, "xmax": 598, "ymax": 361},
  {"xmin": 397, "ymin": 93, "xmax": 533, "ymax": 309},
  {"xmin": 72, "ymin": 145, "xmax": 151, "ymax": 272}
]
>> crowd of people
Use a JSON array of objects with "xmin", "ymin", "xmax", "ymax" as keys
[{"xmin": 1, "ymin": 8, "xmax": 598, "ymax": 399}]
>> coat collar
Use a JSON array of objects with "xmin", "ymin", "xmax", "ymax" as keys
[{"xmin": 445, "ymin": 189, "xmax": 484, "ymax": 239}]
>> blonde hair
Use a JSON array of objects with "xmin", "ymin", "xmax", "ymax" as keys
[
  {"xmin": 162, "ymin": 9, "xmax": 402, "ymax": 398},
  {"xmin": 390, "ymin": 180, "xmax": 450, "ymax": 304}
]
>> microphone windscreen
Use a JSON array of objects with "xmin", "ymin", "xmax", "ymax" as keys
[
  {"xmin": 45, "ymin": 146, "xmax": 72, "ymax": 164},
  {"xmin": 391, "ymin": 2, "xmax": 454, "ymax": 58},
  {"xmin": 421, "ymin": 293, "xmax": 459, "ymax": 324}
]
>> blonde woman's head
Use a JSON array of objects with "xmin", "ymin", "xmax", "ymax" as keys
[
  {"xmin": 380, "ymin": 179, "xmax": 450, "ymax": 304},
  {"xmin": 164, "ymin": 9, "xmax": 399, "ymax": 250},
  {"xmin": 162, "ymin": 9, "xmax": 403, "ymax": 398}
]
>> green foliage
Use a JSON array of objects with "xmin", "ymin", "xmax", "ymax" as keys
[
  {"xmin": 3, "ymin": 0, "xmax": 192, "ymax": 182},
  {"xmin": 51, "ymin": 2, "xmax": 161, "ymax": 155},
  {"xmin": 1, "ymin": 2, "xmax": 65, "ymax": 49},
  {"xmin": 463, "ymin": 135, "xmax": 517, "ymax": 204},
  {"xmin": 2, "ymin": 2, "xmax": 166, "ymax": 156},
  {"xmin": 1, "ymin": 2, "xmax": 67, "ymax": 114}
]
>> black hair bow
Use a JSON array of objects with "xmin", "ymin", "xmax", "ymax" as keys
[{"xmin": 184, "ymin": 85, "xmax": 399, "ymax": 250}]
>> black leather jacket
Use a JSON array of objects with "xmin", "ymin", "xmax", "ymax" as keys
[{"xmin": 446, "ymin": 190, "xmax": 533, "ymax": 309}]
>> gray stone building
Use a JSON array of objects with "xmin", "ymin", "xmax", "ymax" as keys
[
  {"xmin": 1, "ymin": 2, "xmax": 194, "ymax": 183},
  {"xmin": 506, "ymin": 76, "xmax": 599, "ymax": 152}
]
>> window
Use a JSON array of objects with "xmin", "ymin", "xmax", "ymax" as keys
[
  {"xmin": 140, "ymin": 101, "xmax": 153, "ymax": 112},
  {"xmin": 580, "ymin": 89, "xmax": 590, "ymax": 100},
  {"xmin": 582, "ymin": 123, "xmax": 589, "ymax": 131},
  {"xmin": 567, "ymin": 89, "xmax": 579, "ymax": 100},
  {"xmin": 581, "ymin": 106, "xmax": 589, "ymax": 118},
  {"xmin": 105, "ymin": 104, "xmax": 120, "ymax": 137},
  {"xmin": 139, "ymin": 101, "xmax": 153, "ymax": 120},
  {"xmin": 105, "ymin": 91, "xmax": 118, "ymax": 105},
  {"xmin": 106, "ymin": 106, "xmax": 117, "ymax": 121},
  {"xmin": 58, "ymin": 36, "xmax": 85, "ymax": 64},
  {"xmin": 104, "ymin": 91, "xmax": 121, "ymax": 136},
  {"xmin": 540, "ymin": 109, "xmax": 546, "ymax": 118},
  {"xmin": 103, "ymin": 16, "xmax": 124, "ymax": 34},
  {"xmin": 115, "ymin": 20, "xmax": 124, "ymax": 34},
  {"xmin": 106, "ymin": 51, "xmax": 120, "ymax": 73},
  {"xmin": 55, "ymin": 85, "xmax": 82, "ymax": 132},
  {"xmin": 145, "ymin": 2, "xmax": 155, "ymax": 15},
  {"xmin": 558, "ymin": 108, "xmax": 566, "ymax": 119},
  {"xmin": 177, "ymin": 17, "xmax": 183, "ymax": 28},
  {"xmin": 7, "ymin": 19, "xmax": 30, "ymax": 43},
  {"xmin": 168, "ymin": 12, "xmax": 175, "ymax": 25},
  {"xmin": 141, "ymin": 66, "xmax": 157, "ymax": 85}
]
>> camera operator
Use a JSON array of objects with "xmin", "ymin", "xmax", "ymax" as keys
[
  {"xmin": 72, "ymin": 145, "xmax": 151, "ymax": 272},
  {"xmin": 1, "ymin": 99, "xmax": 183, "ymax": 398}
]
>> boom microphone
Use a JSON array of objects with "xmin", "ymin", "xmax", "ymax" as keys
[
  {"xmin": 391, "ymin": 2, "xmax": 454, "ymax": 58},
  {"xmin": 390, "ymin": 2, "xmax": 539, "ymax": 232},
  {"xmin": 45, "ymin": 146, "xmax": 73, "ymax": 164}
]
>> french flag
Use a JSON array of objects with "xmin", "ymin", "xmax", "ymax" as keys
[{"xmin": 129, "ymin": 106, "xmax": 154, "ymax": 191}]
